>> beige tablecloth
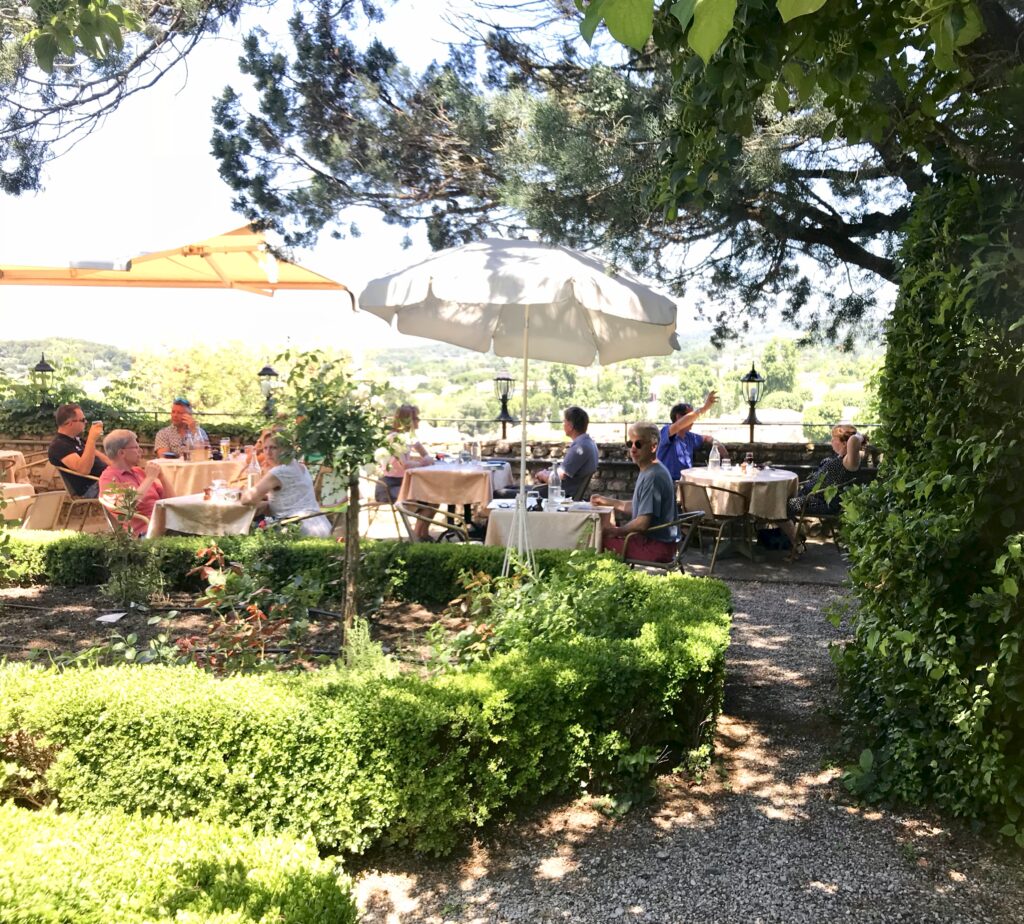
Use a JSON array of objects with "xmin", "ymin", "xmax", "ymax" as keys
[
  {"xmin": 154, "ymin": 458, "xmax": 247, "ymax": 498},
  {"xmin": 0, "ymin": 449, "xmax": 27, "ymax": 483},
  {"xmin": 1, "ymin": 482, "xmax": 35, "ymax": 521},
  {"xmin": 484, "ymin": 507, "xmax": 609, "ymax": 550},
  {"xmin": 147, "ymin": 493, "xmax": 256, "ymax": 538},
  {"xmin": 398, "ymin": 463, "xmax": 511, "ymax": 507},
  {"xmin": 680, "ymin": 467, "xmax": 798, "ymax": 520}
]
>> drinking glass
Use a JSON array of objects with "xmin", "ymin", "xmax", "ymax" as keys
[
  {"xmin": 220, "ymin": 438, "xmax": 231, "ymax": 458},
  {"xmin": 527, "ymin": 491, "xmax": 540, "ymax": 511}
]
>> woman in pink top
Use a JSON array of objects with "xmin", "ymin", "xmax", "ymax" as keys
[{"xmin": 378, "ymin": 404, "xmax": 436, "ymax": 540}]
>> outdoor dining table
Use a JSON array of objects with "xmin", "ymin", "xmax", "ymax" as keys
[
  {"xmin": 1, "ymin": 481, "xmax": 35, "ymax": 521},
  {"xmin": 146, "ymin": 492, "xmax": 256, "ymax": 538},
  {"xmin": 679, "ymin": 466, "xmax": 799, "ymax": 521},
  {"xmin": 154, "ymin": 457, "xmax": 247, "ymax": 498},
  {"xmin": 484, "ymin": 501, "xmax": 612, "ymax": 551},
  {"xmin": 0, "ymin": 449, "xmax": 28, "ymax": 483},
  {"xmin": 397, "ymin": 460, "xmax": 512, "ymax": 508}
]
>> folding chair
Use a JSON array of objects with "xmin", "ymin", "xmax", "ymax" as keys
[
  {"xmin": 19, "ymin": 491, "xmax": 66, "ymax": 530},
  {"xmin": 271, "ymin": 502, "xmax": 348, "ymax": 535},
  {"xmin": 97, "ymin": 494, "xmax": 150, "ymax": 536},
  {"xmin": 395, "ymin": 501, "xmax": 473, "ymax": 543},
  {"xmin": 617, "ymin": 510, "xmax": 705, "ymax": 573},
  {"xmin": 570, "ymin": 471, "xmax": 595, "ymax": 501},
  {"xmin": 788, "ymin": 484, "xmax": 845, "ymax": 561},
  {"xmin": 680, "ymin": 481, "xmax": 751, "ymax": 574}
]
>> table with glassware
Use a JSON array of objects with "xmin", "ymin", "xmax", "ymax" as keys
[
  {"xmin": 484, "ymin": 499, "xmax": 613, "ymax": 551},
  {"xmin": 397, "ymin": 460, "xmax": 512, "ymax": 508},
  {"xmin": 679, "ymin": 464, "xmax": 799, "ymax": 521},
  {"xmin": 154, "ymin": 457, "xmax": 248, "ymax": 498},
  {"xmin": 146, "ymin": 489, "xmax": 255, "ymax": 538}
]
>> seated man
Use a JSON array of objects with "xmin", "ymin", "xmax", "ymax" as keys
[
  {"xmin": 99, "ymin": 429, "xmax": 172, "ymax": 536},
  {"xmin": 154, "ymin": 397, "xmax": 209, "ymax": 457},
  {"xmin": 657, "ymin": 391, "xmax": 728, "ymax": 481},
  {"xmin": 592, "ymin": 422, "xmax": 679, "ymax": 563},
  {"xmin": 47, "ymin": 403, "xmax": 110, "ymax": 498},
  {"xmin": 533, "ymin": 405, "xmax": 599, "ymax": 500}
]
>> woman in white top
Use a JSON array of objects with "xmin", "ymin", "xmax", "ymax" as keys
[
  {"xmin": 379, "ymin": 404, "xmax": 435, "ymax": 540},
  {"xmin": 242, "ymin": 434, "xmax": 331, "ymax": 537}
]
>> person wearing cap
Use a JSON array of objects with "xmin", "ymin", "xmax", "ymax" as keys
[
  {"xmin": 656, "ymin": 391, "xmax": 728, "ymax": 480},
  {"xmin": 154, "ymin": 398, "xmax": 210, "ymax": 457}
]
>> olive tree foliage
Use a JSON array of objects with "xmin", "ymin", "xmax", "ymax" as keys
[{"xmin": 0, "ymin": 0, "xmax": 254, "ymax": 194}]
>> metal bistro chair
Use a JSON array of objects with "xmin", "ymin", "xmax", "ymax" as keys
[
  {"xmin": 787, "ymin": 483, "xmax": 846, "ymax": 561},
  {"xmin": 97, "ymin": 494, "xmax": 150, "ymax": 536},
  {"xmin": 54, "ymin": 466, "xmax": 104, "ymax": 530},
  {"xmin": 395, "ymin": 500, "xmax": 474, "ymax": 544},
  {"xmin": 617, "ymin": 510, "xmax": 705, "ymax": 574},
  {"xmin": 362, "ymin": 476, "xmax": 403, "ymax": 538},
  {"xmin": 680, "ymin": 481, "xmax": 751, "ymax": 574}
]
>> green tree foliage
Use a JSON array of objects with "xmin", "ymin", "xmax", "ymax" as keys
[
  {"xmin": 0, "ymin": 0, "xmax": 257, "ymax": 194},
  {"xmin": 760, "ymin": 337, "xmax": 797, "ymax": 393}
]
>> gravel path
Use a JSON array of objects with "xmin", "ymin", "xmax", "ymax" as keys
[{"xmin": 352, "ymin": 580, "xmax": 1024, "ymax": 923}]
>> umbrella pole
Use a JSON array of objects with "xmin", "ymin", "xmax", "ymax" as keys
[{"xmin": 503, "ymin": 305, "xmax": 535, "ymax": 576}]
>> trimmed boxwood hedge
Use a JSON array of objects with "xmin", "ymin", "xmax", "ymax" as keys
[
  {"xmin": 0, "ymin": 561, "xmax": 730, "ymax": 856},
  {"xmin": 0, "ymin": 803, "xmax": 357, "ymax": 923},
  {"xmin": 2, "ymin": 530, "xmax": 603, "ymax": 604}
]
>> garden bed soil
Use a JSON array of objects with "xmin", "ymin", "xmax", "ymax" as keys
[{"xmin": 0, "ymin": 586, "xmax": 454, "ymax": 664}]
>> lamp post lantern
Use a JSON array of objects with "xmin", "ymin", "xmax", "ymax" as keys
[
  {"xmin": 494, "ymin": 371, "xmax": 517, "ymax": 440},
  {"xmin": 257, "ymin": 364, "xmax": 279, "ymax": 418},
  {"xmin": 31, "ymin": 353, "xmax": 55, "ymax": 404},
  {"xmin": 740, "ymin": 362, "xmax": 766, "ymax": 444}
]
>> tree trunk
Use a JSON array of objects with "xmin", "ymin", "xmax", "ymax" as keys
[{"xmin": 343, "ymin": 472, "xmax": 360, "ymax": 637}]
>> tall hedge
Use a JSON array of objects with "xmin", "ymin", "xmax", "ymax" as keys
[{"xmin": 841, "ymin": 180, "xmax": 1024, "ymax": 841}]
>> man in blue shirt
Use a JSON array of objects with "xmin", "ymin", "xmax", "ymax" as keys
[{"xmin": 656, "ymin": 391, "xmax": 728, "ymax": 480}]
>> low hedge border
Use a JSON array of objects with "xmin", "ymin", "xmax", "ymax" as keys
[
  {"xmin": 2, "ymin": 530, "xmax": 601, "ymax": 605},
  {"xmin": 0, "ymin": 560, "xmax": 731, "ymax": 856},
  {"xmin": 0, "ymin": 803, "xmax": 357, "ymax": 923}
]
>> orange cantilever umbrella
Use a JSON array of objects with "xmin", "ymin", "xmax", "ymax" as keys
[{"xmin": 0, "ymin": 226, "xmax": 349, "ymax": 299}]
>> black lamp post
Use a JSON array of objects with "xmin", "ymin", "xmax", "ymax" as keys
[
  {"xmin": 740, "ymin": 362, "xmax": 766, "ymax": 443},
  {"xmin": 31, "ymin": 353, "xmax": 55, "ymax": 404},
  {"xmin": 257, "ymin": 364, "xmax": 279, "ymax": 418},
  {"xmin": 494, "ymin": 371, "xmax": 517, "ymax": 439}
]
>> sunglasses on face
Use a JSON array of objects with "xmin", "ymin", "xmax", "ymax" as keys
[{"xmin": 625, "ymin": 439, "xmax": 648, "ymax": 449}]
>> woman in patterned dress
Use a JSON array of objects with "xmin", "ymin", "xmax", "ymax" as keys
[{"xmin": 782, "ymin": 424, "xmax": 865, "ymax": 553}]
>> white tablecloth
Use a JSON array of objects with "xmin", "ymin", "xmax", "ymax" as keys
[
  {"xmin": 154, "ymin": 458, "xmax": 247, "ymax": 498},
  {"xmin": 1, "ymin": 482, "xmax": 35, "ymax": 521},
  {"xmin": 679, "ymin": 467, "xmax": 798, "ymax": 520},
  {"xmin": 0, "ymin": 449, "xmax": 27, "ymax": 483},
  {"xmin": 399, "ymin": 462, "xmax": 511, "ymax": 507},
  {"xmin": 147, "ymin": 493, "xmax": 256, "ymax": 538},
  {"xmin": 484, "ymin": 506, "xmax": 609, "ymax": 550}
]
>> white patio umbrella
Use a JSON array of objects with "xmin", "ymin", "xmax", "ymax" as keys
[{"xmin": 359, "ymin": 238, "xmax": 680, "ymax": 571}]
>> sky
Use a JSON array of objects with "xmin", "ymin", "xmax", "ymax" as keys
[{"xmin": 0, "ymin": 2, "xmax": 491, "ymax": 358}]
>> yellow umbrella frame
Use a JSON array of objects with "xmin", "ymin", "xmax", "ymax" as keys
[{"xmin": 0, "ymin": 226, "xmax": 349, "ymax": 300}]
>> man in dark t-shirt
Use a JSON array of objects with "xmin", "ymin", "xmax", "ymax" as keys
[{"xmin": 47, "ymin": 403, "xmax": 110, "ymax": 497}]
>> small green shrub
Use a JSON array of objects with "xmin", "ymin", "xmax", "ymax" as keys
[{"xmin": 0, "ymin": 803, "xmax": 357, "ymax": 923}]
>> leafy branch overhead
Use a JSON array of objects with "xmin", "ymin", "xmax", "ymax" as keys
[{"xmin": 23, "ymin": 0, "xmax": 143, "ymax": 73}]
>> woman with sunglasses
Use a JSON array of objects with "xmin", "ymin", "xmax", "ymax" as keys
[{"xmin": 591, "ymin": 422, "xmax": 679, "ymax": 563}]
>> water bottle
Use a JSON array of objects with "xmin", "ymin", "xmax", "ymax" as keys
[
  {"xmin": 246, "ymin": 454, "xmax": 261, "ymax": 490},
  {"xmin": 549, "ymin": 462, "xmax": 562, "ymax": 504},
  {"xmin": 182, "ymin": 430, "xmax": 194, "ymax": 462},
  {"xmin": 708, "ymin": 443, "xmax": 721, "ymax": 469}
]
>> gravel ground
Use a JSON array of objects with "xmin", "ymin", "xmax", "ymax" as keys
[{"xmin": 351, "ymin": 579, "xmax": 1024, "ymax": 923}]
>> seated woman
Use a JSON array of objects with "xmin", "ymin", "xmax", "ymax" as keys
[
  {"xmin": 378, "ymin": 404, "xmax": 436, "ymax": 540},
  {"xmin": 782, "ymin": 424, "xmax": 865, "ymax": 553},
  {"xmin": 242, "ymin": 434, "xmax": 331, "ymax": 537}
]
